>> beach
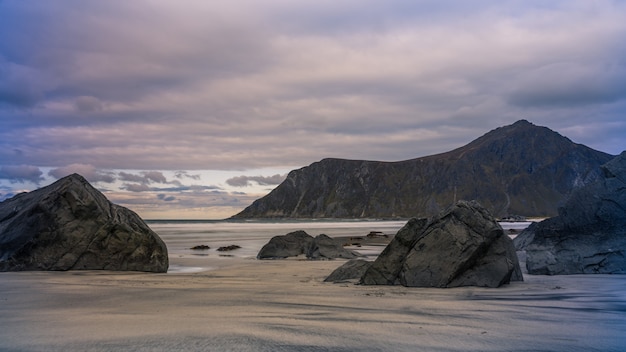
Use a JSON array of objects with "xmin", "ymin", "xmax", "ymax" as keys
[{"xmin": 1, "ymin": 221, "xmax": 625, "ymax": 351}]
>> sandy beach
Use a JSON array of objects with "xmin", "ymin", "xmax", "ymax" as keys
[{"xmin": 1, "ymin": 253, "xmax": 625, "ymax": 352}]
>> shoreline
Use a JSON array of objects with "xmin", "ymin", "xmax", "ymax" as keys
[{"xmin": 1, "ymin": 257, "xmax": 625, "ymax": 351}]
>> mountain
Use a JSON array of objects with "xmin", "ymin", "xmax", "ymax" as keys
[{"xmin": 231, "ymin": 120, "xmax": 615, "ymax": 219}]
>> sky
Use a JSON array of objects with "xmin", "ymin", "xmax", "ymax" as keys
[{"xmin": 1, "ymin": 0, "xmax": 625, "ymax": 219}]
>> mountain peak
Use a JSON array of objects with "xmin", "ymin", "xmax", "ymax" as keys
[{"xmin": 232, "ymin": 121, "xmax": 614, "ymax": 219}]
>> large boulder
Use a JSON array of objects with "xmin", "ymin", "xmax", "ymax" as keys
[
  {"xmin": 257, "ymin": 231, "xmax": 360, "ymax": 260},
  {"xmin": 0, "ymin": 174, "xmax": 168, "ymax": 272},
  {"xmin": 360, "ymin": 201, "xmax": 523, "ymax": 288},
  {"xmin": 520, "ymin": 152, "xmax": 626, "ymax": 275}
]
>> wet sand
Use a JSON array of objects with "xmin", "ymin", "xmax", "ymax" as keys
[{"xmin": 1, "ymin": 256, "xmax": 625, "ymax": 351}]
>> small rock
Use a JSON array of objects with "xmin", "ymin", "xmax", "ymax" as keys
[{"xmin": 217, "ymin": 245, "xmax": 241, "ymax": 252}]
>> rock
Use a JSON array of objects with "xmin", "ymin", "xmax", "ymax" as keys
[
  {"xmin": 513, "ymin": 222, "xmax": 537, "ymax": 250},
  {"xmin": 257, "ymin": 230, "xmax": 315, "ymax": 259},
  {"xmin": 366, "ymin": 231, "xmax": 388, "ymax": 238},
  {"xmin": 307, "ymin": 234, "xmax": 360, "ymax": 260},
  {"xmin": 360, "ymin": 201, "xmax": 523, "ymax": 288},
  {"xmin": 257, "ymin": 231, "xmax": 361, "ymax": 260},
  {"xmin": 217, "ymin": 245, "xmax": 241, "ymax": 252},
  {"xmin": 191, "ymin": 245, "xmax": 211, "ymax": 250},
  {"xmin": 522, "ymin": 152, "xmax": 626, "ymax": 275},
  {"xmin": 0, "ymin": 174, "xmax": 168, "ymax": 272},
  {"xmin": 360, "ymin": 218, "xmax": 429, "ymax": 285},
  {"xmin": 324, "ymin": 259, "xmax": 372, "ymax": 283}
]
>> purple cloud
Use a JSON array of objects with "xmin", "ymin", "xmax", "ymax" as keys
[
  {"xmin": 118, "ymin": 171, "xmax": 168, "ymax": 184},
  {"xmin": 157, "ymin": 194, "xmax": 176, "ymax": 202},
  {"xmin": 226, "ymin": 174, "xmax": 286, "ymax": 187},
  {"xmin": 48, "ymin": 164, "xmax": 116, "ymax": 183},
  {"xmin": 0, "ymin": 165, "xmax": 43, "ymax": 184},
  {"xmin": 121, "ymin": 183, "xmax": 152, "ymax": 192},
  {"xmin": 175, "ymin": 171, "xmax": 201, "ymax": 180}
]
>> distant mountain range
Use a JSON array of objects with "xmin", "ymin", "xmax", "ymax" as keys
[{"xmin": 231, "ymin": 120, "xmax": 615, "ymax": 219}]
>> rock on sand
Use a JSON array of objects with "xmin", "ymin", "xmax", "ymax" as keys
[{"xmin": 0, "ymin": 174, "xmax": 168, "ymax": 272}]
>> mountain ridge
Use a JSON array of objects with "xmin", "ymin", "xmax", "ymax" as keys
[{"xmin": 232, "ymin": 120, "xmax": 615, "ymax": 219}]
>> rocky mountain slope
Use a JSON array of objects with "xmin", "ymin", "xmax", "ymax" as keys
[{"xmin": 232, "ymin": 120, "xmax": 614, "ymax": 219}]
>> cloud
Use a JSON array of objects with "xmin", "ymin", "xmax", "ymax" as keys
[
  {"xmin": 119, "ymin": 182, "xmax": 221, "ymax": 193},
  {"xmin": 157, "ymin": 194, "xmax": 176, "ymax": 202},
  {"xmin": 74, "ymin": 96, "xmax": 104, "ymax": 113},
  {"xmin": 48, "ymin": 164, "xmax": 116, "ymax": 183},
  {"xmin": 174, "ymin": 171, "xmax": 201, "ymax": 180},
  {"xmin": 0, "ymin": 165, "xmax": 44, "ymax": 183},
  {"xmin": 0, "ymin": 0, "xmax": 625, "ymax": 173},
  {"xmin": 507, "ymin": 63, "xmax": 626, "ymax": 107},
  {"xmin": 142, "ymin": 171, "xmax": 167, "ymax": 184},
  {"xmin": 121, "ymin": 183, "xmax": 151, "ymax": 192},
  {"xmin": 226, "ymin": 174, "xmax": 286, "ymax": 187},
  {"xmin": 119, "ymin": 171, "xmax": 168, "ymax": 184},
  {"xmin": 0, "ymin": 57, "xmax": 47, "ymax": 108}
]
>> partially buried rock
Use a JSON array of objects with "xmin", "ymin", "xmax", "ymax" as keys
[
  {"xmin": 0, "ymin": 174, "xmax": 169, "ymax": 272},
  {"xmin": 307, "ymin": 234, "xmax": 360, "ymax": 260},
  {"xmin": 217, "ymin": 245, "xmax": 241, "ymax": 252},
  {"xmin": 324, "ymin": 259, "xmax": 372, "ymax": 283},
  {"xmin": 359, "ymin": 200, "xmax": 523, "ymax": 288},
  {"xmin": 519, "ymin": 152, "xmax": 626, "ymax": 275},
  {"xmin": 257, "ymin": 231, "xmax": 360, "ymax": 260}
]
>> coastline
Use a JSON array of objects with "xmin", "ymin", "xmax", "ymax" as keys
[{"xmin": 1, "ymin": 257, "xmax": 625, "ymax": 351}]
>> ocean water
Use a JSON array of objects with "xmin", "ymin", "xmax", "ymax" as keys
[{"xmin": 147, "ymin": 219, "xmax": 531, "ymax": 273}]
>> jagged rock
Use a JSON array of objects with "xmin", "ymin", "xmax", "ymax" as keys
[
  {"xmin": 360, "ymin": 201, "xmax": 523, "ymax": 288},
  {"xmin": 324, "ymin": 259, "xmax": 372, "ymax": 283},
  {"xmin": 257, "ymin": 230, "xmax": 315, "ymax": 259},
  {"xmin": 513, "ymin": 222, "xmax": 537, "ymax": 250},
  {"xmin": 257, "ymin": 231, "xmax": 360, "ymax": 260},
  {"xmin": 232, "ymin": 120, "xmax": 613, "ymax": 219},
  {"xmin": 360, "ymin": 218, "xmax": 429, "ymax": 285},
  {"xmin": 521, "ymin": 152, "xmax": 626, "ymax": 275},
  {"xmin": 0, "ymin": 174, "xmax": 168, "ymax": 272},
  {"xmin": 307, "ymin": 234, "xmax": 360, "ymax": 260}
]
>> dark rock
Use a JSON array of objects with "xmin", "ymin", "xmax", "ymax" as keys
[
  {"xmin": 257, "ymin": 230, "xmax": 314, "ymax": 259},
  {"xmin": 366, "ymin": 231, "xmax": 388, "ymax": 238},
  {"xmin": 360, "ymin": 201, "xmax": 523, "ymax": 288},
  {"xmin": 500, "ymin": 215, "xmax": 527, "ymax": 222},
  {"xmin": 232, "ymin": 120, "xmax": 613, "ymax": 219},
  {"xmin": 324, "ymin": 259, "xmax": 372, "ymax": 282},
  {"xmin": 361, "ymin": 218, "xmax": 429, "ymax": 285},
  {"xmin": 217, "ymin": 245, "xmax": 241, "ymax": 252},
  {"xmin": 0, "ymin": 174, "xmax": 168, "ymax": 272},
  {"xmin": 513, "ymin": 222, "xmax": 538, "ymax": 250},
  {"xmin": 257, "ymin": 231, "xmax": 361, "ymax": 260},
  {"xmin": 521, "ymin": 152, "xmax": 626, "ymax": 275},
  {"xmin": 191, "ymin": 245, "xmax": 211, "ymax": 250},
  {"xmin": 307, "ymin": 234, "xmax": 360, "ymax": 260}
]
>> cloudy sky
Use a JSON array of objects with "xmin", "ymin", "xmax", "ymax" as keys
[{"xmin": 1, "ymin": 0, "xmax": 625, "ymax": 219}]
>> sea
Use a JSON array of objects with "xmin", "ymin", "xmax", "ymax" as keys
[{"xmin": 146, "ymin": 219, "xmax": 532, "ymax": 273}]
